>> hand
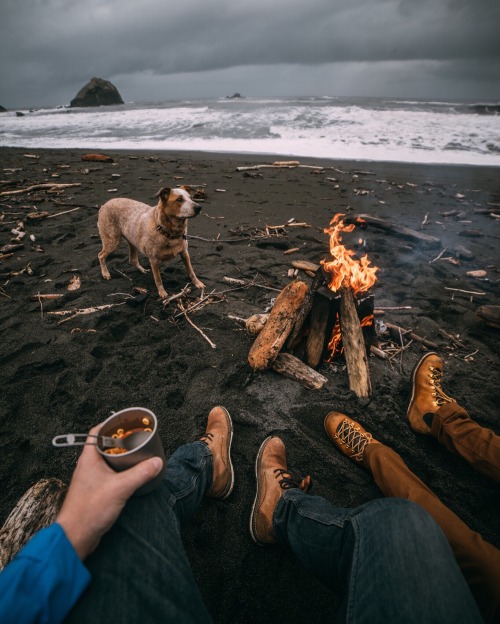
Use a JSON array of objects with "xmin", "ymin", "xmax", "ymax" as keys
[{"xmin": 56, "ymin": 425, "xmax": 163, "ymax": 560}]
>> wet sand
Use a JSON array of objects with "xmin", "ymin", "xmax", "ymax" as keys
[{"xmin": 1, "ymin": 147, "xmax": 499, "ymax": 622}]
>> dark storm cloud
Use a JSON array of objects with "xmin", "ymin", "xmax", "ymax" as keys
[{"xmin": 0, "ymin": 0, "xmax": 499, "ymax": 106}]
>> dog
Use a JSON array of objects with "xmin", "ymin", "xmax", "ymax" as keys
[{"xmin": 97, "ymin": 187, "xmax": 205, "ymax": 299}]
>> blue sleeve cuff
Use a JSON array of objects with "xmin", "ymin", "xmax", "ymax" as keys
[{"xmin": 0, "ymin": 523, "xmax": 91, "ymax": 624}]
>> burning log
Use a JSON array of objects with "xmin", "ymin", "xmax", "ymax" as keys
[
  {"xmin": 305, "ymin": 294, "xmax": 331, "ymax": 368},
  {"xmin": 248, "ymin": 281, "xmax": 308, "ymax": 370},
  {"xmin": 321, "ymin": 213, "xmax": 377, "ymax": 398},
  {"xmin": 339, "ymin": 286, "xmax": 372, "ymax": 397},
  {"xmin": 287, "ymin": 270, "xmax": 325, "ymax": 350}
]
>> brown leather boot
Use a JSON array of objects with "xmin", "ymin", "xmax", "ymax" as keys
[
  {"xmin": 324, "ymin": 412, "xmax": 378, "ymax": 463},
  {"xmin": 198, "ymin": 406, "xmax": 234, "ymax": 500},
  {"xmin": 407, "ymin": 352, "xmax": 456, "ymax": 435},
  {"xmin": 250, "ymin": 436, "xmax": 311, "ymax": 545}
]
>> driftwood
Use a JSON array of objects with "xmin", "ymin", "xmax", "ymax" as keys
[
  {"xmin": 291, "ymin": 260, "xmax": 320, "ymax": 273},
  {"xmin": 0, "ymin": 183, "xmax": 81, "ymax": 197},
  {"xmin": 476, "ymin": 305, "xmax": 500, "ymax": 329},
  {"xmin": 349, "ymin": 214, "xmax": 441, "ymax": 247},
  {"xmin": 271, "ymin": 353, "xmax": 328, "ymax": 390},
  {"xmin": 384, "ymin": 322, "xmax": 439, "ymax": 350},
  {"xmin": 248, "ymin": 281, "xmax": 308, "ymax": 370},
  {"xmin": 236, "ymin": 162, "xmax": 324, "ymax": 172},
  {"xmin": 81, "ymin": 154, "xmax": 114, "ymax": 162},
  {"xmin": 286, "ymin": 270, "xmax": 325, "ymax": 349},
  {"xmin": 245, "ymin": 313, "xmax": 270, "ymax": 338},
  {"xmin": 305, "ymin": 296, "xmax": 331, "ymax": 368},
  {"xmin": 339, "ymin": 286, "xmax": 372, "ymax": 398},
  {"xmin": 0, "ymin": 478, "xmax": 67, "ymax": 571}
]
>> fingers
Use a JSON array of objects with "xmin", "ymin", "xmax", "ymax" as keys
[{"xmin": 117, "ymin": 457, "xmax": 164, "ymax": 498}]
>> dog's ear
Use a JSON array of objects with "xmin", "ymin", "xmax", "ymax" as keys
[
  {"xmin": 179, "ymin": 184, "xmax": 193, "ymax": 195},
  {"xmin": 154, "ymin": 187, "xmax": 171, "ymax": 200}
]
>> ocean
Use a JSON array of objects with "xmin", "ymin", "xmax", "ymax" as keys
[{"xmin": 1, "ymin": 96, "xmax": 499, "ymax": 167}]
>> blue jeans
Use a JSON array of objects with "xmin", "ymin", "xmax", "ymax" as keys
[
  {"xmin": 274, "ymin": 490, "xmax": 482, "ymax": 623},
  {"xmin": 66, "ymin": 441, "xmax": 214, "ymax": 623},
  {"xmin": 67, "ymin": 442, "xmax": 482, "ymax": 623}
]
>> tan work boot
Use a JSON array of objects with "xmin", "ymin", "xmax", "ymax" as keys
[
  {"xmin": 407, "ymin": 352, "xmax": 456, "ymax": 435},
  {"xmin": 198, "ymin": 406, "xmax": 234, "ymax": 500},
  {"xmin": 324, "ymin": 412, "xmax": 378, "ymax": 463},
  {"xmin": 250, "ymin": 436, "xmax": 311, "ymax": 545}
]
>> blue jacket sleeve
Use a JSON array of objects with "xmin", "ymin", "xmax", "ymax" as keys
[{"xmin": 0, "ymin": 523, "xmax": 91, "ymax": 624}]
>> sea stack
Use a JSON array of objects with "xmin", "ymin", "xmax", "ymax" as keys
[{"xmin": 70, "ymin": 77, "xmax": 124, "ymax": 108}]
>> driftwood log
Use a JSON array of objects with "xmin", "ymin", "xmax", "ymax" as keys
[
  {"xmin": 339, "ymin": 286, "xmax": 372, "ymax": 398},
  {"xmin": 271, "ymin": 353, "xmax": 328, "ymax": 390},
  {"xmin": 286, "ymin": 270, "xmax": 325, "ymax": 350},
  {"xmin": 248, "ymin": 281, "xmax": 308, "ymax": 370},
  {"xmin": 476, "ymin": 305, "xmax": 500, "ymax": 329},
  {"xmin": 349, "ymin": 214, "xmax": 441, "ymax": 247},
  {"xmin": 0, "ymin": 478, "xmax": 67, "ymax": 571},
  {"xmin": 305, "ymin": 295, "xmax": 331, "ymax": 368}
]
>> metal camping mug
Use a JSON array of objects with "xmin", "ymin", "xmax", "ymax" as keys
[{"xmin": 96, "ymin": 407, "xmax": 166, "ymax": 495}]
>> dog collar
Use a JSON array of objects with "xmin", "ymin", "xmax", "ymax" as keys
[{"xmin": 156, "ymin": 224, "xmax": 187, "ymax": 240}]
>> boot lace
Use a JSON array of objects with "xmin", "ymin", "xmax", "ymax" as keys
[
  {"xmin": 197, "ymin": 432, "xmax": 214, "ymax": 445},
  {"xmin": 334, "ymin": 420, "xmax": 372, "ymax": 461},
  {"xmin": 274, "ymin": 468, "xmax": 311, "ymax": 491},
  {"xmin": 428, "ymin": 366, "xmax": 453, "ymax": 407}
]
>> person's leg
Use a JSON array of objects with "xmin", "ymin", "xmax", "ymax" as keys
[
  {"xmin": 275, "ymin": 492, "xmax": 481, "ymax": 623},
  {"xmin": 431, "ymin": 402, "xmax": 500, "ymax": 483},
  {"xmin": 325, "ymin": 411, "xmax": 500, "ymax": 624},
  {"xmin": 250, "ymin": 436, "xmax": 482, "ymax": 624},
  {"xmin": 66, "ymin": 406, "xmax": 234, "ymax": 624},
  {"xmin": 406, "ymin": 351, "xmax": 500, "ymax": 482}
]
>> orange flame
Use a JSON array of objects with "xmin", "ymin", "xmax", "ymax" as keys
[
  {"xmin": 321, "ymin": 213, "xmax": 378, "ymax": 296},
  {"xmin": 326, "ymin": 314, "xmax": 342, "ymax": 361}
]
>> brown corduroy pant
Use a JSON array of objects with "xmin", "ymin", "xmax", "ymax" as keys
[{"xmin": 363, "ymin": 403, "xmax": 500, "ymax": 624}]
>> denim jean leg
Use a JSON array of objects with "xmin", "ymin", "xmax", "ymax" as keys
[
  {"xmin": 166, "ymin": 441, "xmax": 214, "ymax": 527},
  {"xmin": 65, "ymin": 442, "xmax": 213, "ymax": 624},
  {"xmin": 274, "ymin": 491, "xmax": 482, "ymax": 624}
]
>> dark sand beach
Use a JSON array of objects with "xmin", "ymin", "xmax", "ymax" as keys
[{"xmin": 1, "ymin": 146, "xmax": 499, "ymax": 622}]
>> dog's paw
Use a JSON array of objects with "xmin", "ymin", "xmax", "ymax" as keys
[
  {"xmin": 158, "ymin": 289, "xmax": 168, "ymax": 299},
  {"xmin": 193, "ymin": 278, "xmax": 205, "ymax": 289},
  {"xmin": 102, "ymin": 271, "xmax": 111, "ymax": 281}
]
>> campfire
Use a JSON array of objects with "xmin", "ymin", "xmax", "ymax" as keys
[{"xmin": 247, "ymin": 214, "xmax": 379, "ymax": 398}]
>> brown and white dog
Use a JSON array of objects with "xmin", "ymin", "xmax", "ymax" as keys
[{"xmin": 97, "ymin": 187, "xmax": 205, "ymax": 299}]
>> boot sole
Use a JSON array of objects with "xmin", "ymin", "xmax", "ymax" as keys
[
  {"xmin": 249, "ymin": 436, "xmax": 274, "ymax": 545},
  {"xmin": 217, "ymin": 406, "xmax": 235, "ymax": 500}
]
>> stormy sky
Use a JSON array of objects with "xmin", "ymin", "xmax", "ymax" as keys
[{"xmin": 1, "ymin": 0, "xmax": 499, "ymax": 108}]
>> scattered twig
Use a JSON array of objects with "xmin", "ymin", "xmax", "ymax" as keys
[
  {"xmin": 177, "ymin": 300, "xmax": 216, "ymax": 349},
  {"xmin": 163, "ymin": 284, "xmax": 191, "ymax": 305},
  {"xmin": 370, "ymin": 345, "xmax": 388, "ymax": 360},
  {"xmin": 46, "ymin": 302, "xmax": 126, "ymax": 324},
  {"xmin": 0, "ymin": 183, "xmax": 81, "ymax": 197},
  {"xmin": 222, "ymin": 276, "xmax": 282, "ymax": 293},
  {"xmin": 429, "ymin": 248, "xmax": 447, "ymax": 264},
  {"xmin": 46, "ymin": 207, "xmax": 81, "ymax": 219},
  {"xmin": 385, "ymin": 322, "xmax": 439, "ymax": 350}
]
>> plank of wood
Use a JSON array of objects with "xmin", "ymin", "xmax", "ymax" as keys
[{"xmin": 340, "ymin": 286, "xmax": 372, "ymax": 398}]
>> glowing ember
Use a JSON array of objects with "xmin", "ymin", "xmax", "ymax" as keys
[
  {"xmin": 326, "ymin": 313, "xmax": 375, "ymax": 361},
  {"xmin": 321, "ymin": 213, "xmax": 378, "ymax": 296}
]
